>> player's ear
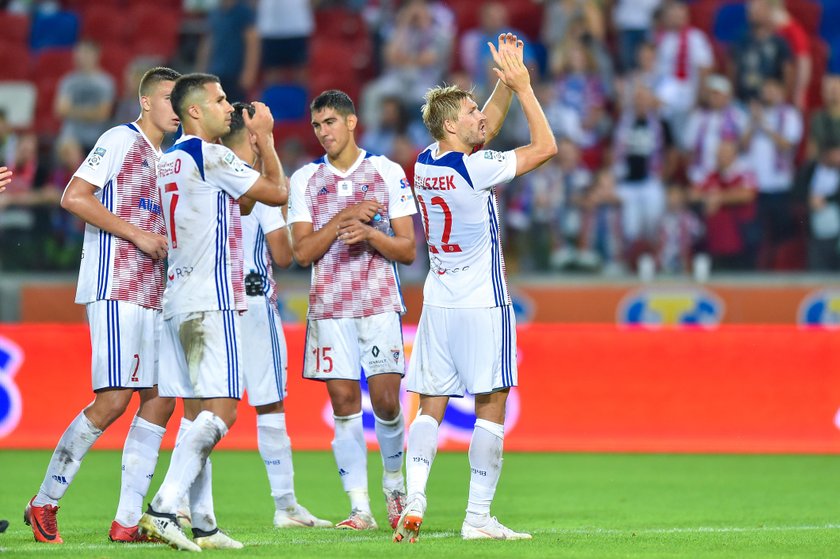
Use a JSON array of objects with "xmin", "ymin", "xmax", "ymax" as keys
[
  {"xmin": 346, "ymin": 113, "xmax": 358, "ymax": 132},
  {"xmin": 443, "ymin": 118, "xmax": 457, "ymax": 136},
  {"xmin": 188, "ymin": 103, "xmax": 201, "ymax": 120},
  {"xmin": 139, "ymin": 95, "xmax": 152, "ymax": 113}
]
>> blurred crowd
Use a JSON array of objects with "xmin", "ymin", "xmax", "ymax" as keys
[{"xmin": 2, "ymin": 0, "xmax": 839, "ymax": 278}]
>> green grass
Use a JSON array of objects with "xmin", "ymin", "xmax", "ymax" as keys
[{"xmin": 1, "ymin": 451, "xmax": 839, "ymax": 558}]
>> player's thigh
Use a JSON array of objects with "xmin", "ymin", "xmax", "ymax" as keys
[
  {"xmin": 357, "ymin": 312, "xmax": 405, "ymax": 379},
  {"xmin": 450, "ymin": 305, "xmax": 518, "ymax": 396},
  {"xmin": 159, "ymin": 311, "xmax": 244, "ymax": 399},
  {"xmin": 88, "ymin": 300, "xmax": 160, "ymax": 391},
  {"xmin": 406, "ymin": 305, "xmax": 462, "ymax": 397},
  {"xmin": 304, "ymin": 317, "xmax": 361, "ymax": 380},
  {"xmin": 241, "ymin": 296, "xmax": 287, "ymax": 407}
]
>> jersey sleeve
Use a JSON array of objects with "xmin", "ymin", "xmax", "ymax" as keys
[
  {"xmin": 287, "ymin": 166, "xmax": 316, "ymax": 224},
  {"xmin": 203, "ymin": 143, "xmax": 260, "ymax": 199},
  {"xmin": 465, "ymin": 149, "xmax": 517, "ymax": 191},
  {"xmin": 72, "ymin": 127, "xmax": 133, "ymax": 189},
  {"xmin": 377, "ymin": 157, "xmax": 417, "ymax": 219},
  {"xmin": 254, "ymin": 202, "xmax": 286, "ymax": 234}
]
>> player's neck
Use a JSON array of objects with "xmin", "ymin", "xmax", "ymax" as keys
[
  {"xmin": 437, "ymin": 138, "xmax": 471, "ymax": 156},
  {"xmin": 327, "ymin": 144, "xmax": 362, "ymax": 173},
  {"xmin": 229, "ymin": 143, "xmax": 256, "ymax": 167},
  {"xmin": 135, "ymin": 116, "xmax": 165, "ymax": 149}
]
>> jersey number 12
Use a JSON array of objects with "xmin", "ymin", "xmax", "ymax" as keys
[{"xmin": 416, "ymin": 194, "xmax": 462, "ymax": 254}]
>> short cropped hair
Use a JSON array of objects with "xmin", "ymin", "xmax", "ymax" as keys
[
  {"xmin": 170, "ymin": 73, "xmax": 220, "ymax": 121},
  {"xmin": 310, "ymin": 90, "xmax": 356, "ymax": 116},
  {"xmin": 421, "ymin": 85, "xmax": 475, "ymax": 141},
  {"xmin": 222, "ymin": 101, "xmax": 255, "ymax": 145},
  {"xmin": 138, "ymin": 66, "xmax": 181, "ymax": 97}
]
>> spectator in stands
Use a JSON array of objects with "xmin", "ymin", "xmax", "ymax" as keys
[
  {"xmin": 744, "ymin": 78, "xmax": 802, "ymax": 268},
  {"xmin": 690, "ymin": 140, "xmax": 759, "ymax": 270},
  {"xmin": 44, "ymin": 136, "xmax": 85, "ymax": 270},
  {"xmin": 541, "ymin": 0, "xmax": 606, "ymax": 50},
  {"xmin": 769, "ymin": 0, "xmax": 811, "ymax": 110},
  {"xmin": 653, "ymin": 0, "xmax": 714, "ymax": 130},
  {"xmin": 360, "ymin": 0, "xmax": 452, "ymax": 129},
  {"xmin": 617, "ymin": 42, "xmax": 665, "ymax": 112},
  {"xmin": 684, "ymin": 75, "xmax": 748, "ymax": 184},
  {"xmin": 0, "ymin": 110, "xmax": 18, "ymax": 168},
  {"xmin": 54, "ymin": 40, "xmax": 116, "ymax": 153},
  {"xmin": 257, "ymin": 0, "xmax": 315, "ymax": 84},
  {"xmin": 576, "ymin": 168, "xmax": 624, "ymax": 274},
  {"xmin": 731, "ymin": 0, "xmax": 792, "ymax": 104},
  {"xmin": 804, "ymin": 144, "xmax": 840, "ymax": 270},
  {"xmin": 549, "ymin": 137, "xmax": 592, "ymax": 269},
  {"xmin": 612, "ymin": 0, "xmax": 661, "ymax": 74},
  {"xmin": 807, "ymin": 75, "xmax": 840, "ymax": 160},
  {"xmin": 656, "ymin": 184, "xmax": 704, "ymax": 274},
  {"xmin": 360, "ymin": 96, "xmax": 427, "ymax": 159},
  {"xmin": 196, "ymin": 0, "xmax": 260, "ymax": 102},
  {"xmin": 460, "ymin": 2, "xmax": 535, "ymax": 96},
  {"xmin": 613, "ymin": 83, "xmax": 677, "ymax": 247}
]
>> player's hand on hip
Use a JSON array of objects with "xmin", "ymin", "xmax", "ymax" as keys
[
  {"xmin": 337, "ymin": 218, "xmax": 372, "ymax": 245},
  {"xmin": 489, "ymin": 33, "xmax": 529, "ymax": 92},
  {"xmin": 243, "ymin": 101, "xmax": 274, "ymax": 135},
  {"xmin": 0, "ymin": 166, "xmax": 12, "ymax": 192},
  {"xmin": 134, "ymin": 231, "xmax": 169, "ymax": 260},
  {"xmin": 342, "ymin": 199, "xmax": 382, "ymax": 223}
]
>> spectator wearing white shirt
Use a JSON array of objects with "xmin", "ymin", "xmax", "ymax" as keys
[{"xmin": 612, "ymin": 0, "xmax": 661, "ymax": 73}]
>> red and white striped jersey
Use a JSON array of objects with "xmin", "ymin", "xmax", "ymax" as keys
[
  {"xmin": 73, "ymin": 122, "xmax": 166, "ymax": 310},
  {"xmin": 157, "ymin": 135, "xmax": 259, "ymax": 319},
  {"xmin": 287, "ymin": 150, "xmax": 416, "ymax": 320},
  {"xmin": 413, "ymin": 143, "xmax": 517, "ymax": 308},
  {"xmin": 242, "ymin": 201, "xmax": 286, "ymax": 305}
]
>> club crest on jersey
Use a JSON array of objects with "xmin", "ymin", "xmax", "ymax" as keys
[
  {"xmin": 86, "ymin": 147, "xmax": 107, "ymax": 168},
  {"xmin": 391, "ymin": 348, "xmax": 401, "ymax": 363},
  {"xmin": 360, "ymin": 184, "xmax": 369, "ymax": 193}
]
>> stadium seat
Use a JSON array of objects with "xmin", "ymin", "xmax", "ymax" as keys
[
  {"xmin": 819, "ymin": 1, "xmax": 840, "ymax": 42},
  {"xmin": 0, "ymin": 44, "xmax": 32, "ymax": 81},
  {"xmin": 81, "ymin": 7, "xmax": 130, "ymax": 45},
  {"xmin": 127, "ymin": 5, "xmax": 182, "ymax": 59},
  {"xmin": 447, "ymin": 0, "xmax": 481, "ymax": 36},
  {"xmin": 261, "ymin": 84, "xmax": 308, "ymax": 123},
  {"xmin": 29, "ymin": 10, "xmax": 79, "ymax": 51},
  {"xmin": 99, "ymin": 46, "xmax": 135, "ymax": 93},
  {"xmin": 32, "ymin": 49, "xmax": 75, "ymax": 82},
  {"xmin": 688, "ymin": 0, "xmax": 722, "ymax": 36},
  {"xmin": 0, "ymin": 82, "xmax": 37, "ymax": 129},
  {"xmin": 787, "ymin": 0, "xmax": 821, "ymax": 36},
  {"xmin": 310, "ymin": 38, "xmax": 369, "ymax": 78},
  {"xmin": 506, "ymin": 0, "xmax": 543, "ymax": 42},
  {"xmin": 712, "ymin": 2, "xmax": 747, "ymax": 44},
  {"xmin": 313, "ymin": 7, "xmax": 367, "ymax": 42},
  {"xmin": 807, "ymin": 38, "xmax": 829, "ymax": 108},
  {"xmin": 0, "ymin": 12, "xmax": 30, "ymax": 47},
  {"xmin": 275, "ymin": 119, "xmax": 322, "ymax": 158},
  {"xmin": 829, "ymin": 36, "xmax": 840, "ymax": 74}
]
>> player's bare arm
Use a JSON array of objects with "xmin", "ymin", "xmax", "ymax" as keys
[
  {"xmin": 242, "ymin": 102, "xmax": 288, "ymax": 206},
  {"xmin": 61, "ymin": 176, "xmax": 168, "ymax": 260},
  {"xmin": 290, "ymin": 199, "xmax": 382, "ymax": 266},
  {"xmin": 481, "ymin": 33, "xmax": 519, "ymax": 145},
  {"xmin": 0, "ymin": 166, "xmax": 12, "ymax": 193},
  {"xmin": 497, "ymin": 38, "xmax": 557, "ymax": 176},
  {"xmin": 265, "ymin": 226, "xmax": 293, "ymax": 269},
  {"xmin": 337, "ymin": 214, "xmax": 416, "ymax": 265}
]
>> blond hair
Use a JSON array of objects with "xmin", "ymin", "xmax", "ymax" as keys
[{"xmin": 421, "ymin": 85, "xmax": 476, "ymax": 141}]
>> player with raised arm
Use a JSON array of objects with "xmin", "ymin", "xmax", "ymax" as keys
[
  {"xmin": 394, "ymin": 33, "xmax": 557, "ymax": 543},
  {"xmin": 24, "ymin": 67, "xmax": 181, "ymax": 545},
  {"xmin": 288, "ymin": 90, "xmax": 417, "ymax": 531},
  {"xmin": 137, "ymin": 74, "xmax": 286, "ymax": 551},
  {"xmin": 219, "ymin": 102, "xmax": 331, "ymax": 529}
]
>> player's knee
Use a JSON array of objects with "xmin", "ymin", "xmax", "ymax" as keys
[{"xmin": 371, "ymin": 395, "xmax": 401, "ymax": 421}]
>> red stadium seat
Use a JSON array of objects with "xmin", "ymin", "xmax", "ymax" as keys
[
  {"xmin": 99, "ymin": 45, "xmax": 135, "ymax": 93},
  {"xmin": 81, "ymin": 7, "xmax": 131, "ymax": 45},
  {"xmin": 507, "ymin": 0, "xmax": 543, "ymax": 41},
  {"xmin": 0, "ymin": 44, "xmax": 33, "ymax": 81},
  {"xmin": 275, "ymin": 119, "xmax": 321, "ymax": 157},
  {"xmin": 127, "ymin": 5, "xmax": 182, "ymax": 60},
  {"xmin": 33, "ymin": 48, "xmax": 75, "ymax": 82},
  {"xmin": 447, "ymin": 0, "xmax": 481, "ymax": 36},
  {"xmin": 314, "ymin": 7, "xmax": 368, "ymax": 42},
  {"xmin": 0, "ymin": 12, "xmax": 30, "ymax": 47},
  {"xmin": 310, "ymin": 38, "xmax": 369, "ymax": 78},
  {"xmin": 687, "ymin": 0, "xmax": 722, "ymax": 37},
  {"xmin": 788, "ymin": 0, "xmax": 821, "ymax": 36},
  {"xmin": 807, "ymin": 38, "xmax": 829, "ymax": 110}
]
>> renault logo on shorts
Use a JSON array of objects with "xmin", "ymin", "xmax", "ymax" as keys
[{"xmin": 371, "ymin": 346, "xmax": 380, "ymax": 357}]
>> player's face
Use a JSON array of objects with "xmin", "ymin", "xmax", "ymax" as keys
[
  {"xmin": 145, "ymin": 80, "xmax": 180, "ymax": 134},
  {"xmin": 201, "ymin": 82, "xmax": 234, "ymax": 138},
  {"xmin": 311, "ymin": 107, "xmax": 355, "ymax": 158},
  {"xmin": 454, "ymin": 98, "xmax": 486, "ymax": 148}
]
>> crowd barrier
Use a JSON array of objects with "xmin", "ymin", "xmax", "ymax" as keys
[{"xmin": 0, "ymin": 323, "xmax": 838, "ymax": 453}]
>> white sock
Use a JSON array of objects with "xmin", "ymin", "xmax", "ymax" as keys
[
  {"xmin": 189, "ymin": 457, "xmax": 216, "ymax": 533},
  {"xmin": 114, "ymin": 416, "xmax": 165, "ymax": 526},
  {"xmin": 151, "ymin": 411, "xmax": 227, "ymax": 513},
  {"xmin": 405, "ymin": 414, "xmax": 439, "ymax": 505},
  {"xmin": 332, "ymin": 412, "xmax": 370, "ymax": 514},
  {"xmin": 257, "ymin": 412, "xmax": 297, "ymax": 511},
  {"xmin": 465, "ymin": 419, "xmax": 504, "ymax": 526},
  {"xmin": 34, "ymin": 411, "xmax": 103, "ymax": 506},
  {"xmin": 374, "ymin": 411, "xmax": 405, "ymax": 492},
  {"xmin": 173, "ymin": 417, "xmax": 193, "ymax": 514}
]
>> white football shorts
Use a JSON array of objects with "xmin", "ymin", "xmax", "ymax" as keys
[
  {"xmin": 407, "ymin": 304, "xmax": 517, "ymax": 397},
  {"xmin": 303, "ymin": 311, "xmax": 405, "ymax": 381},
  {"xmin": 241, "ymin": 295, "xmax": 287, "ymax": 406},
  {"xmin": 87, "ymin": 300, "xmax": 160, "ymax": 391},
  {"xmin": 159, "ymin": 310, "xmax": 244, "ymax": 399}
]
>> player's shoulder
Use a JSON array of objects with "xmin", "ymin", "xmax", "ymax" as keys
[
  {"xmin": 467, "ymin": 147, "xmax": 511, "ymax": 166},
  {"xmin": 363, "ymin": 150, "xmax": 405, "ymax": 177},
  {"xmin": 290, "ymin": 156, "xmax": 324, "ymax": 182},
  {"xmin": 96, "ymin": 123, "xmax": 142, "ymax": 149}
]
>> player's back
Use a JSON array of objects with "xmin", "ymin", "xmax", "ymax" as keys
[
  {"xmin": 413, "ymin": 142, "xmax": 517, "ymax": 308},
  {"xmin": 75, "ymin": 122, "xmax": 166, "ymax": 310},
  {"xmin": 157, "ymin": 135, "xmax": 250, "ymax": 318}
]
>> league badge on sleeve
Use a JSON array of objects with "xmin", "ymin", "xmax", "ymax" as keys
[
  {"xmin": 483, "ymin": 150, "xmax": 506, "ymax": 162},
  {"xmin": 85, "ymin": 147, "xmax": 107, "ymax": 169}
]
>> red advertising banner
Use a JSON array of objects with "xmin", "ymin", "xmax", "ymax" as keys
[{"xmin": 0, "ymin": 323, "xmax": 838, "ymax": 453}]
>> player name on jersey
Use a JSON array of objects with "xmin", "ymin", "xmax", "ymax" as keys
[{"xmin": 415, "ymin": 174, "xmax": 456, "ymax": 191}]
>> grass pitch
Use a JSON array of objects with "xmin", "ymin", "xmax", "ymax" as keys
[{"xmin": 1, "ymin": 451, "xmax": 839, "ymax": 558}]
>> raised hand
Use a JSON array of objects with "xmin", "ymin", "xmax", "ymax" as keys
[
  {"xmin": 0, "ymin": 166, "xmax": 12, "ymax": 193},
  {"xmin": 488, "ymin": 32, "xmax": 529, "ymax": 93},
  {"xmin": 243, "ymin": 101, "xmax": 274, "ymax": 135}
]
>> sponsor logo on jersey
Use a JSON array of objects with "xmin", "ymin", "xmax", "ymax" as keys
[
  {"xmin": 138, "ymin": 197, "xmax": 162, "ymax": 215},
  {"xmin": 0, "ymin": 335, "xmax": 24, "ymax": 438},
  {"xmin": 167, "ymin": 266, "xmax": 194, "ymax": 281},
  {"xmin": 618, "ymin": 287, "xmax": 724, "ymax": 327},
  {"xmin": 798, "ymin": 289, "xmax": 840, "ymax": 327},
  {"xmin": 400, "ymin": 178, "xmax": 410, "ymax": 189},
  {"xmin": 371, "ymin": 346, "xmax": 380, "ymax": 357},
  {"xmin": 141, "ymin": 159, "xmax": 151, "ymax": 169},
  {"xmin": 317, "ymin": 186, "xmax": 329, "ymax": 196}
]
